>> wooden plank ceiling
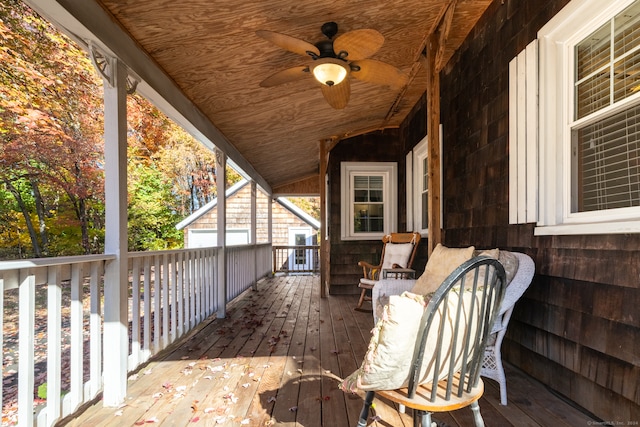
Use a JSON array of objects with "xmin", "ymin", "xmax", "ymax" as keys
[{"xmin": 97, "ymin": 0, "xmax": 492, "ymax": 194}]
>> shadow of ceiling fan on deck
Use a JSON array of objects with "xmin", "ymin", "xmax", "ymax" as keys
[{"xmin": 256, "ymin": 22, "xmax": 408, "ymax": 109}]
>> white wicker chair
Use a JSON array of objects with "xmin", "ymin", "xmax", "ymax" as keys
[
  {"xmin": 371, "ymin": 251, "xmax": 535, "ymax": 406},
  {"xmin": 480, "ymin": 252, "xmax": 534, "ymax": 405}
]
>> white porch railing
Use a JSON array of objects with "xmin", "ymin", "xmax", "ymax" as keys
[
  {"xmin": 272, "ymin": 245, "xmax": 320, "ymax": 274},
  {"xmin": 226, "ymin": 243, "xmax": 272, "ymax": 302},
  {"xmin": 0, "ymin": 244, "xmax": 271, "ymax": 427}
]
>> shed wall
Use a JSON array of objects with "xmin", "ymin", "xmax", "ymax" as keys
[{"xmin": 183, "ymin": 185, "xmax": 316, "ymax": 247}]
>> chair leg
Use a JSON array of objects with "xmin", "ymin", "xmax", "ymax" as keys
[
  {"xmin": 414, "ymin": 410, "xmax": 432, "ymax": 427},
  {"xmin": 356, "ymin": 288, "xmax": 367, "ymax": 309},
  {"xmin": 470, "ymin": 401, "xmax": 485, "ymax": 427},
  {"xmin": 496, "ymin": 353, "xmax": 508, "ymax": 405},
  {"xmin": 357, "ymin": 391, "xmax": 375, "ymax": 427}
]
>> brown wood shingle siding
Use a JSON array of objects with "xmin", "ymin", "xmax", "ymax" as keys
[
  {"xmin": 327, "ymin": 0, "xmax": 639, "ymax": 421},
  {"xmin": 327, "ymin": 127, "xmax": 429, "ymax": 293},
  {"xmin": 438, "ymin": 0, "xmax": 640, "ymax": 422}
]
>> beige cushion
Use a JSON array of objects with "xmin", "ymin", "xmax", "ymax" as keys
[
  {"xmin": 339, "ymin": 289, "xmax": 483, "ymax": 393},
  {"xmin": 468, "ymin": 248, "xmax": 500, "ymax": 289},
  {"xmin": 471, "ymin": 248, "xmax": 519, "ymax": 286},
  {"xmin": 381, "ymin": 243, "xmax": 414, "ymax": 270},
  {"xmin": 410, "ymin": 244, "xmax": 475, "ymax": 295}
]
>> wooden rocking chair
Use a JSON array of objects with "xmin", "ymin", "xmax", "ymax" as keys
[
  {"xmin": 356, "ymin": 256, "xmax": 507, "ymax": 427},
  {"xmin": 356, "ymin": 232, "xmax": 421, "ymax": 310}
]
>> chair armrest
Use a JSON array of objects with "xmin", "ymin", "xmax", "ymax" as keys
[
  {"xmin": 358, "ymin": 260, "xmax": 380, "ymax": 269},
  {"xmin": 358, "ymin": 260, "xmax": 382, "ymax": 279},
  {"xmin": 499, "ymin": 253, "xmax": 535, "ymax": 316}
]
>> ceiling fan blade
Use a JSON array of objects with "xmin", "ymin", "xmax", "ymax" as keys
[
  {"xmin": 320, "ymin": 79, "xmax": 351, "ymax": 109},
  {"xmin": 333, "ymin": 29, "xmax": 384, "ymax": 60},
  {"xmin": 256, "ymin": 30, "xmax": 320, "ymax": 57},
  {"xmin": 259, "ymin": 66, "xmax": 310, "ymax": 87},
  {"xmin": 350, "ymin": 59, "xmax": 408, "ymax": 89}
]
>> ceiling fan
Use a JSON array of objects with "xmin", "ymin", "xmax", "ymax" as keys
[{"xmin": 256, "ymin": 22, "xmax": 408, "ymax": 109}]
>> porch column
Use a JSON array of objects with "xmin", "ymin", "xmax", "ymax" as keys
[
  {"xmin": 268, "ymin": 195, "xmax": 273, "ymax": 245},
  {"xmin": 250, "ymin": 180, "xmax": 257, "ymax": 289},
  {"xmin": 426, "ymin": 33, "xmax": 443, "ymax": 255},
  {"xmin": 215, "ymin": 149, "xmax": 227, "ymax": 317},
  {"xmin": 319, "ymin": 138, "xmax": 329, "ymax": 297},
  {"xmin": 102, "ymin": 57, "xmax": 128, "ymax": 406},
  {"xmin": 319, "ymin": 137, "xmax": 337, "ymax": 297}
]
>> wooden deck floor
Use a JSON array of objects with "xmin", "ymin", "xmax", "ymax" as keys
[{"xmin": 63, "ymin": 275, "xmax": 594, "ymax": 427}]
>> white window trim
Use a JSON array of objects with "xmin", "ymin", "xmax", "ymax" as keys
[
  {"xmin": 536, "ymin": 0, "xmax": 640, "ymax": 235},
  {"xmin": 407, "ymin": 127, "xmax": 443, "ymax": 236},
  {"xmin": 340, "ymin": 162, "xmax": 397, "ymax": 240}
]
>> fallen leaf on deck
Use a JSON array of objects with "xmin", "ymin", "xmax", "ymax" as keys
[{"xmin": 289, "ymin": 406, "xmax": 298, "ymax": 412}]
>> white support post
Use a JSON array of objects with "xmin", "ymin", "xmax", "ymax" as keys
[
  {"xmin": 102, "ymin": 57, "xmax": 129, "ymax": 407},
  {"xmin": 250, "ymin": 181, "xmax": 257, "ymax": 289},
  {"xmin": 215, "ymin": 149, "xmax": 227, "ymax": 317},
  {"xmin": 268, "ymin": 196, "xmax": 273, "ymax": 245}
]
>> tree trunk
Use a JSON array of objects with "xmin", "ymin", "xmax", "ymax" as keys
[
  {"xmin": 79, "ymin": 197, "xmax": 90, "ymax": 254},
  {"xmin": 30, "ymin": 177, "xmax": 49, "ymax": 255},
  {"xmin": 4, "ymin": 179, "xmax": 42, "ymax": 257}
]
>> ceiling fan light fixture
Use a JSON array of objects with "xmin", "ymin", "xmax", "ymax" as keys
[{"xmin": 311, "ymin": 58, "xmax": 348, "ymax": 86}]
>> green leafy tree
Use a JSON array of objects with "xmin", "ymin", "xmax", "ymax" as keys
[{"xmin": 127, "ymin": 162, "xmax": 183, "ymax": 251}]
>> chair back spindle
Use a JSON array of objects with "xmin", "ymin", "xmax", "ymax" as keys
[{"xmin": 407, "ymin": 257, "xmax": 506, "ymax": 403}]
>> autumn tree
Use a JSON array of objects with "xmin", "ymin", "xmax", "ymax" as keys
[{"xmin": 0, "ymin": 0, "xmax": 104, "ymax": 256}]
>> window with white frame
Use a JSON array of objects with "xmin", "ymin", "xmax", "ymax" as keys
[
  {"xmin": 406, "ymin": 128, "xmax": 442, "ymax": 236},
  {"xmin": 535, "ymin": 0, "xmax": 640, "ymax": 234},
  {"xmin": 341, "ymin": 162, "xmax": 397, "ymax": 240}
]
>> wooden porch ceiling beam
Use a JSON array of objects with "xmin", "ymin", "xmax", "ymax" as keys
[{"xmin": 435, "ymin": 0, "xmax": 457, "ymax": 72}]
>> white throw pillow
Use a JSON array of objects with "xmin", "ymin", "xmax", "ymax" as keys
[{"xmin": 339, "ymin": 289, "xmax": 482, "ymax": 393}]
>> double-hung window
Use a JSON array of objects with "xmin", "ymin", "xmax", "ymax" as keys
[
  {"xmin": 535, "ymin": 0, "xmax": 640, "ymax": 234},
  {"xmin": 340, "ymin": 162, "xmax": 397, "ymax": 240}
]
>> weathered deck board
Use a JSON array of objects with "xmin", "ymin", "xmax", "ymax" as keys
[{"xmin": 62, "ymin": 275, "xmax": 594, "ymax": 427}]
